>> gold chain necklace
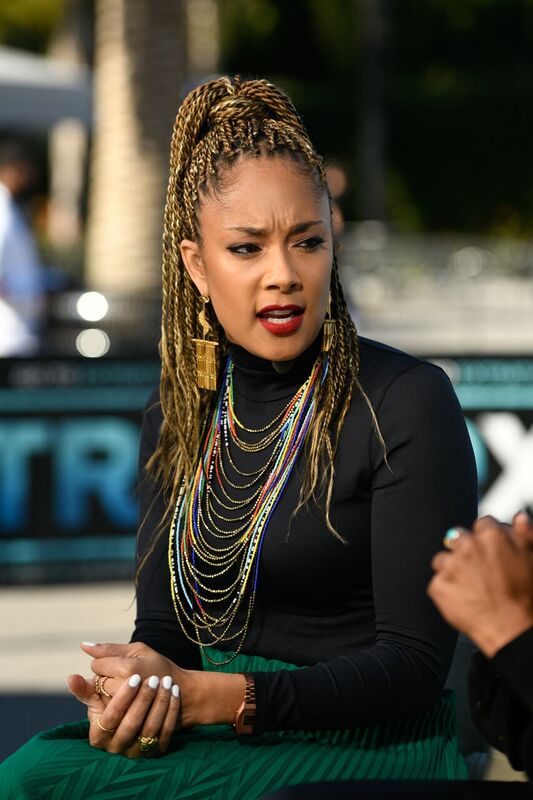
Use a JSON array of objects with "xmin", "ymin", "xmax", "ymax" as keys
[{"xmin": 168, "ymin": 355, "xmax": 326, "ymax": 664}]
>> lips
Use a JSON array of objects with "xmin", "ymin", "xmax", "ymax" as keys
[{"xmin": 256, "ymin": 305, "xmax": 304, "ymax": 336}]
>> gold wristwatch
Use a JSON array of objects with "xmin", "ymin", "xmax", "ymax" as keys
[{"xmin": 233, "ymin": 673, "xmax": 256, "ymax": 735}]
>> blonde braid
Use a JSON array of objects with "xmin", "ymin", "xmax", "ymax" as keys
[{"xmin": 140, "ymin": 76, "xmax": 375, "ymax": 569}]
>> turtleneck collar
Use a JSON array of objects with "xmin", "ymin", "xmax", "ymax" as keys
[{"xmin": 228, "ymin": 334, "xmax": 322, "ymax": 402}]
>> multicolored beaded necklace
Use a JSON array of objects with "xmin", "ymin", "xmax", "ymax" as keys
[{"xmin": 168, "ymin": 352, "xmax": 328, "ymax": 665}]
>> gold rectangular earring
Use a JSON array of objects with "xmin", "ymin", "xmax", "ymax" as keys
[
  {"xmin": 322, "ymin": 293, "xmax": 337, "ymax": 352},
  {"xmin": 192, "ymin": 295, "xmax": 219, "ymax": 390}
]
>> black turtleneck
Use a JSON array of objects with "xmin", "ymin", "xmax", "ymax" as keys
[{"xmin": 132, "ymin": 336, "xmax": 477, "ymax": 732}]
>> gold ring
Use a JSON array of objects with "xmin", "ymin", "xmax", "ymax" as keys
[
  {"xmin": 95, "ymin": 676, "xmax": 113, "ymax": 699},
  {"xmin": 137, "ymin": 734, "xmax": 159, "ymax": 754},
  {"xmin": 99, "ymin": 676, "xmax": 113, "ymax": 699},
  {"xmin": 96, "ymin": 715, "xmax": 117, "ymax": 734},
  {"xmin": 443, "ymin": 527, "xmax": 463, "ymax": 550}
]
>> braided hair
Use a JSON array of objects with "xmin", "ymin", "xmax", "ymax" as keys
[{"xmin": 144, "ymin": 75, "xmax": 376, "ymax": 554}]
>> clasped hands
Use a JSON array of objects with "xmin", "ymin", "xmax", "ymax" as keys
[
  {"xmin": 66, "ymin": 641, "xmax": 184, "ymax": 758},
  {"xmin": 428, "ymin": 512, "xmax": 533, "ymax": 658},
  {"xmin": 67, "ymin": 641, "xmax": 243, "ymax": 758}
]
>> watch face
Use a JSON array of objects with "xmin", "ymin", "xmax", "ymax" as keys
[{"xmin": 243, "ymin": 711, "xmax": 255, "ymax": 727}]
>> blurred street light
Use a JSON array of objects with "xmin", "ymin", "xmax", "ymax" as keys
[
  {"xmin": 75, "ymin": 328, "xmax": 110, "ymax": 357},
  {"xmin": 75, "ymin": 291, "xmax": 108, "ymax": 322}
]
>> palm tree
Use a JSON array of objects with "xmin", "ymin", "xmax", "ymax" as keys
[
  {"xmin": 86, "ymin": 0, "xmax": 188, "ymax": 293},
  {"xmin": 357, "ymin": 0, "xmax": 386, "ymax": 222}
]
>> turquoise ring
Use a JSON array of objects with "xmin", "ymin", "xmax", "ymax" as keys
[{"xmin": 443, "ymin": 527, "xmax": 463, "ymax": 550}]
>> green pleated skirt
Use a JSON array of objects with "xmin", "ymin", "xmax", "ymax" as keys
[{"xmin": 0, "ymin": 647, "xmax": 467, "ymax": 799}]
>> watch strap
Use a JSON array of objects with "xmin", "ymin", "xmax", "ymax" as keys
[{"xmin": 233, "ymin": 673, "xmax": 256, "ymax": 735}]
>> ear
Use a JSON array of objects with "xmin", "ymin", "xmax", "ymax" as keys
[{"xmin": 180, "ymin": 239, "xmax": 209, "ymax": 297}]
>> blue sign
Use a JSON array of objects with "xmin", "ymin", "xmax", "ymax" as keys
[
  {"xmin": 432, "ymin": 357, "xmax": 533, "ymax": 520},
  {"xmin": 0, "ymin": 358, "xmax": 159, "ymax": 580}
]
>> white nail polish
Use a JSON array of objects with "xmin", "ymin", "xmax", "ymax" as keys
[
  {"xmin": 148, "ymin": 675, "xmax": 159, "ymax": 690},
  {"xmin": 162, "ymin": 675, "xmax": 172, "ymax": 690},
  {"xmin": 128, "ymin": 674, "xmax": 141, "ymax": 688},
  {"xmin": 172, "ymin": 684, "xmax": 180, "ymax": 698},
  {"xmin": 81, "ymin": 641, "xmax": 97, "ymax": 647}
]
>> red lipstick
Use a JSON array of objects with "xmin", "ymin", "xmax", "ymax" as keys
[{"xmin": 256, "ymin": 305, "xmax": 304, "ymax": 336}]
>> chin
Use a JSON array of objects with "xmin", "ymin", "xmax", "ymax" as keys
[
  {"xmin": 226, "ymin": 321, "xmax": 321, "ymax": 362},
  {"xmin": 253, "ymin": 330, "xmax": 316, "ymax": 362}
]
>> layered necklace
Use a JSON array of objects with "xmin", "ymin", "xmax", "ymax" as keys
[{"xmin": 168, "ymin": 352, "xmax": 328, "ymax": 664}]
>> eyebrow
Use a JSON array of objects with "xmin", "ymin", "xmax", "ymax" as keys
[{"xmin": 226, "ymin": 220, "xmax": 325, "ymax": 236}]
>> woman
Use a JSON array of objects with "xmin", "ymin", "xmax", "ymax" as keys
[{"xmin": 0, "ymin": 76, "xmax": 477, "ymax": 799}]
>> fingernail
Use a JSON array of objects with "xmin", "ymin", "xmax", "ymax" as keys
[
  {"xmin": 445, "ymin": 527, "xmax": 461, "ymax": 541},
  {"xmin": 81, "ymin": 641, "xmax": 97, "ymax": 647},
  {"xmin": 162, "ymin": 675, "xmax": 172, "ymax": 690},
  {"xmin": 172, "ymin": 684, "xmax": 180, "ymax": 698},
  {"xmin": 444, "ymin": 527, "xmax": 462, "ymax": 544},
  {"xmin": 148, "ymin": 675, "xmax": 159, "ymax": 690},
  {"xmin": 128, "ymin": 674, "xmax": 141, "ymax": 688}
]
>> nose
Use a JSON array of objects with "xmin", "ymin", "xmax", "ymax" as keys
[{"xmin": 263, "ymin": 248, "xmax": 302, "ymax": 292}]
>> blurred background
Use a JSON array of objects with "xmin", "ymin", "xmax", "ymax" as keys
[{"xmin": 0, "ymin": 0, "xmax": 532, "ymax": 778}]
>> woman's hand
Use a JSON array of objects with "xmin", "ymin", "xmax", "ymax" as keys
[
  {"xmin": 80, "ymin": 641, "xmax": 180, "ymax": 701},
  {"xmin": 80, "ymin": 640, "xmax": 245, "ymax": 727},
  {"xmin": 428, "ymin": 514, "xmax": 533, "ymax": 657},
  {"xmin": 67, "ymin": 671, "xmax": 180, "ymax": 757}
]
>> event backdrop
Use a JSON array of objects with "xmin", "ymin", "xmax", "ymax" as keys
[{"xmin": 0, "ymin": 355, "xmax": 532, "ymax": 583}]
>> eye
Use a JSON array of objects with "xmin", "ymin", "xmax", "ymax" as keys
[
  {"xmin": 296, "ymin": 236, "xmax": 325, "ymax": 251},
  {"xmin": 227, "ymin": 243, "xmax": 262, "ymax": 256}
]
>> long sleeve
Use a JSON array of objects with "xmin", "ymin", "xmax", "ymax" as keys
[
  {"xmin": 252, "ymin": 362, "xmax": 478, "ymax": 732},
  {"xmin": 130, "ymin": 388, "xmax": 202, "ymax": 670},
  {"xmin": 469, "ymin": 627, "xmax": 533, "ymax": 778}
]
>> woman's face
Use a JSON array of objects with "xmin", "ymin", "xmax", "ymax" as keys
[{"xmin": 180, "ymin": 155, "xmax": 333, "ymax": 362}]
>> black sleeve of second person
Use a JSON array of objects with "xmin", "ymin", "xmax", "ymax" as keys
[
  {"xmin": 130, "ymin": 388, "xmax": 202, "ymax": 670},
  {"xmin": 252, "ymin": 363, "xmax": 478, "ymax": 733},
  {"xmin": 469, "ymin": 627, "xmax": 533, "ymax": 778}
]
